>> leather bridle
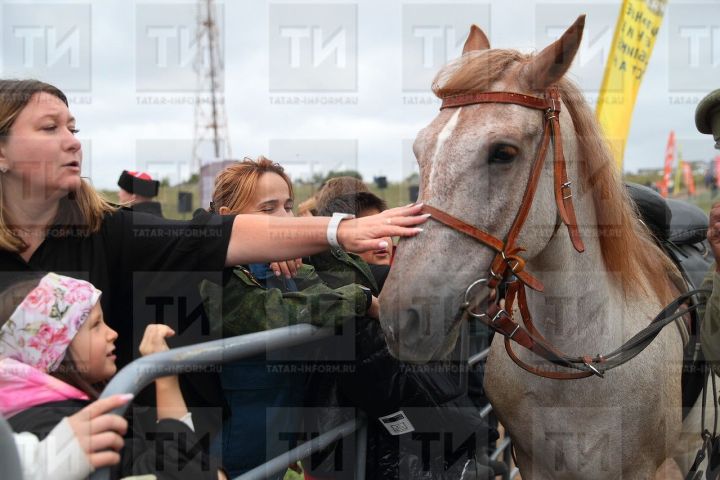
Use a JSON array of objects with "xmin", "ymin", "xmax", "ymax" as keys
[{"xmin": 420, "ymin": 87, "xmax": 702, "ymax": 379}]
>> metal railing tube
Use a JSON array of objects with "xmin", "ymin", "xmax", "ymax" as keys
[
  {"xmin": 354, "ymin": 414, "xmax": 368, "ymax": 479},
  {"xmin": 236, "ymin": 418, "xmax": 361, "ymax": 480},
  {"xmin": 467, "ymin": 347, "xmax": 490, "ymax": 366},
  {"xmin": 490, "ymin": 437, "xmax": 511, "ymax": 461},
  {"xmin": 92, "ymin": 324, "xmax": 332, "ymax": 480}
]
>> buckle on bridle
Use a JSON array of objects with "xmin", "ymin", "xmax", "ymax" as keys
[
  {"xmin": 561, "ymin": 181, "xmax": 573, "ymax": 200},
  {"xmin": 545, "ymin": 108, "xmax": 557, "ymax": 120},
  {"xmin": 544, "ymin": 94, "xmax": 560, "ymax": 120},
  {"xmin": 583, "ymin": 360, "xmax": 605, "ymax": 378},
  {"xmin": 501, "ymin": 251, "xmax": 525, "ymax": 274},
  {"xmin": 462, "ymin": 278, "xmax": 492, "ymax": 319}
]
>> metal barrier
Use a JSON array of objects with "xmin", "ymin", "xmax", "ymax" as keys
[
  {"xmin": 237, "ymin": 416, "xmax": 366, "ymax": 480},
  {"xmin": 92, "ymin": 324, "xmax": 334, "ymax": 480},
  {"xmin": 0, "ymin": 321, "xmax": 515, "ymax": 480}
]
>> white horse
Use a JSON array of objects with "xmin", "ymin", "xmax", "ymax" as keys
[{"xmin": 380, "ymin": 16, "xmax": 704, "ymax": 479}]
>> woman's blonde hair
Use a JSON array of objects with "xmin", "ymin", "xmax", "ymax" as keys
[
  {"xmin": 0, "ymin": 80, "xmax": 116, "ymax": 253},
  {"xmin": 211, "ymin": 156, "xmax": 293, "ymax": 213}
]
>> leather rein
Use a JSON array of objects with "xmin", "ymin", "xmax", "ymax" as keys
[{"xmin": 421, "ymin": 87, "xmax": 704, "ymax": 380}]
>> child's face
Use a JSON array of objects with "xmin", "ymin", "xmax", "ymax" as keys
[
  {"xmin": 69, "ymin": 303, "xmax": 118, "ymax": 383},
  {"xmin": 357, "ymin": 207, "xmax": 393, "ymax": 265}
]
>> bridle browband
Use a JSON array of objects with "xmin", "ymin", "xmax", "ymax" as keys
[{"xmin": 421, "ymin": 87, "xmax": 701, "ymax": 380}]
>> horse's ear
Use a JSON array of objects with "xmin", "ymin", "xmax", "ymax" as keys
[
  {"xmin": 463, "ymin": 25, "xmax": 490, "ymax": 54},
  {"xmin": 521, "ymin": 15, "xmax": 585, "ymax": 90}
]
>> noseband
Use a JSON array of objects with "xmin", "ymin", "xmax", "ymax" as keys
[{"xmin": 421, "ymin": 87, "xmax": 700, "ymax": 379}]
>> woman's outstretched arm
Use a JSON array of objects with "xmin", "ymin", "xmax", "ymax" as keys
[{"xmin": 225, "ymin": 203, "xmax": 428, "ymax": 266}]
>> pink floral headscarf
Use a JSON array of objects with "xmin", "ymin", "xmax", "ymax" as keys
[{"xmin": 0, "ymin": 273, "xmax": 101, "ymax": 373}]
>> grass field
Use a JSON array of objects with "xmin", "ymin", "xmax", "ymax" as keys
[
  {"xmin": 101, "ymin": 179, "xmax": 417, "ymax": 220},
  {"xmin": 101, "ymin": 174, "xmax": 716, "ymax": 221}
]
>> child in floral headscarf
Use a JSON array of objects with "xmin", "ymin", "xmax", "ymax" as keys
[{"xmin": 0, "ymin": 273, "xmax": 223, "ymax": 480}]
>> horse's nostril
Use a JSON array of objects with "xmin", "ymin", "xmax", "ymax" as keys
[{"xmin": 403, "ymin": 308, "xmax": 421, "ymax": 335}]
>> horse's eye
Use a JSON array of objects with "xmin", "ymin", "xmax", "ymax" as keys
[{"xmin": 489, "ymin": 144, "xmax": 519, "ymax": 164}]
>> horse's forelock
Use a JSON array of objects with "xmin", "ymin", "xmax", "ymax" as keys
[
  {"xmin": 432, "ymin": 49, "xmax": 528, "ymax": 99},
  {"xmin": 430, "ymin": 49, "xmax": 680, "ymax": 304}
]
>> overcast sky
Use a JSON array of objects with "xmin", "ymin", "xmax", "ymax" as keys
[{"xmin": 1, "ymin": 0, "xmax": 718, "ymax": 189}]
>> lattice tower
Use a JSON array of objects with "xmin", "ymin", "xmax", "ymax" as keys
[{"xmin": 192, "ymin": 0, "xmax": 231, "ymax": 173}]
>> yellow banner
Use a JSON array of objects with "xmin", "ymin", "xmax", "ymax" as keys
[{"xmin": 596, "ymin": 0, "xmax": 667, "ymax": 170}]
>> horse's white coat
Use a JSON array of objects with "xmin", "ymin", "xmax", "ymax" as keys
[
  {"xmin": 380, "ymin": 18, "xmax": 691, "ymax": 480},
  {"xmin": 428, "ymin": 107, "xmax": 462, "ymax": 190}
]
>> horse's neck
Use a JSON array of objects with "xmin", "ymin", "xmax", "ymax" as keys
[{"xmin": 524, "ymin": 215, "xmax": 634, "ymax": 354}]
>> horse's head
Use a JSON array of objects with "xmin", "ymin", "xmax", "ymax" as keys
[{"xmin": 380, "ymin": 16, "xmax": 589, "ymax": 362}]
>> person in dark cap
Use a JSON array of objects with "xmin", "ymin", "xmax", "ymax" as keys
[
  {"xmin": 697, "ymin": 90, "xmax": 720, "ymax": 374},
  {"xmin": 696, "ymin": 89, "xmax": 720, "ymax": 150},
  {"xmin": 117, "ymin": 170, "xmax": 164, "ymax": 217}
]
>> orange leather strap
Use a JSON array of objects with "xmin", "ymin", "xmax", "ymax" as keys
[{"xmin": 420, "ymin": 204, "xmax": 544, "ymax": 292}]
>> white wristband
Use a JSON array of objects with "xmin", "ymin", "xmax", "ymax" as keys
[{"xmin": 327, "ymin": 212, "xmax": 355, "ymax": 249}]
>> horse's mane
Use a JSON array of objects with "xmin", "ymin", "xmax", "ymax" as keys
[{"xmin": 432, "ymin": 49, "xmax": 679, "ymax": 303}]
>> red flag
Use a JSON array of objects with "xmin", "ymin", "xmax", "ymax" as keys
[
  {"xmin": 660, "ymin": 131, "xmax": 675, "ymax": 198},
  {"xmin": 682, "ymin": 163, "xmax": 696, "ymax": 196}
]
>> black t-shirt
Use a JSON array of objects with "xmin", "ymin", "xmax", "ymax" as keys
[
  {"xmin": 130, "ymin": 200, "xmax": 164, "ymax": 218},
  {"xmin": 0, "ymin": 207, "xmax": 234, "ymax": 367}
]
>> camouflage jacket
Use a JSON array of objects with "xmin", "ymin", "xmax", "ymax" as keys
[
  {"xmin": 199, "ymin": 248, "xmax": 377, "ymax": 338},
  {"xmin": 307, "ymin": 248, "xmax": 379, "ymax": 294},
  {"xmin": 700, "ymin": 266, "xmax": 720, "ymax": 374}
]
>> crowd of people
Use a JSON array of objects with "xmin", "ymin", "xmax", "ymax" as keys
[
  {"xmin": 0, "ymin": 79, "xmax": 502, "ymax": 480},
  {"xmin": 1, "ymin": 74, "xmax": 719, "ymax": 480}
]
